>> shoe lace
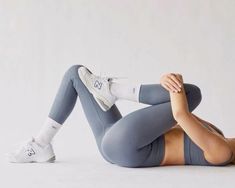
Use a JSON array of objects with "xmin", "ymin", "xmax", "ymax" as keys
[{"xmin": 23, "ymin": 142, "xmax": 36, "ymax": 156}]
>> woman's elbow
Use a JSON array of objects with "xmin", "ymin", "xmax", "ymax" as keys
[{"xmin": 205, "ymin": 145, "xmax": 233, "ymax": 165}]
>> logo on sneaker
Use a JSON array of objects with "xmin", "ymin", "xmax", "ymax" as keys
[
  {"xmin": 94, "ymin": 80, "xmax": 102, "ymax": 90},
  {"xmin": 26, "ymin": 148, "xmax": 36, "ymax": 156}
]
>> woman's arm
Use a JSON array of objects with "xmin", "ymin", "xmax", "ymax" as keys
[
  {"xmin": 191, "ymin": 113, "xmax": 225, "ymax": 137},
  {"xmin": 169, "ymin": 74, "xmax": 232, "ymax": 164}
]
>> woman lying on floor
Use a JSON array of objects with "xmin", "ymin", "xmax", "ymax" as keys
[{"xmin": 7, "ymin": 65, "xmax": 235, "ymax": 167}]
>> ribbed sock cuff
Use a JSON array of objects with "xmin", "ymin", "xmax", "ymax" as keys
[{"xmin": 35, "ymin": 117, "xmax": 62, "ymax": 147}]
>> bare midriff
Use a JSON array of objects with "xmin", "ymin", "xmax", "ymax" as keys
[{"xmin": 160, "ymin": 124, "xmax": 185, "ymax": 166}]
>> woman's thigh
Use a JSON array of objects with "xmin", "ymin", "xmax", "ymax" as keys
[{"xmin": 101, "ymin": 101, "xmax": 176, "ymax": 167}]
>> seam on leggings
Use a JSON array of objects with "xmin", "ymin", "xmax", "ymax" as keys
[
  {"xmin": 138, "ymin": 143, "xmax": 153, "ymax": 166},
  {"xmin": 156, "ymin": 135, "xmax": 165, "ymax": 166},
  {"xmin": 157, "ymin": 135, "xmax": 165, "ymax": 166},
  {"xmin": 91, "ymin": 98, "xmax": 105, "ymax": 135},
  {"xmin": 140, "ymin": 135, "xmax": 165, "ymax": 167}
]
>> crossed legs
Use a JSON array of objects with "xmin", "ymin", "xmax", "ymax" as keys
[{"xmin": 43, "ymin": 65, "xmax": 202, "ymax": 167}]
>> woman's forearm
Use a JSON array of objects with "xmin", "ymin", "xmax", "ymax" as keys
[{"xmin": 169, "ymin": 83, "xmax": 189, "ymax": 118}]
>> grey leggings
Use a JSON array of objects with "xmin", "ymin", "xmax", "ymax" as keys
[{"xmin": 49, "ymin": 65, "xmax": 202, "ymax": 167}]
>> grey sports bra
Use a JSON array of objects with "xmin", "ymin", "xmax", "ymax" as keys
[{"xmin": 184, "ymin": 123, "xmax": 234, "ymax": 166}]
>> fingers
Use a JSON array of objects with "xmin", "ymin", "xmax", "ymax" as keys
[
  {"xmin": 162, "ymin": 83, "xmax": 173, "ymax": 92},
  {"xmin": 169, "ymin": 74, "xmax": 182, "ymax": 88},
  {"xmin": 160, "ymin": 73, "xmax": 184, "ymax": 93},
  {"xmin": 167, "ymin": 77, "xmax": 181, "ymax": 92},
  {"xmin": 165, "ymin": 83, "xmax": 179, "ymax": 93},
  {"xmin": 163, "ymin": 82, "xmax": 178, "ymax": 93},
  {"xmin": 167, "ymin": 74, "xmax": 182, "ymax": 92}
]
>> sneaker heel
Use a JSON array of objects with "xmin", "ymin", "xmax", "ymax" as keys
[{"xmin": 47, "ymin": 156, "xmax": 56, "ymax": 163}]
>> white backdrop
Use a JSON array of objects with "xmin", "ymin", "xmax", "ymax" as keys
[{"xmin": 0, "ymin": 0, "xmax": 235, "ymax": 179}]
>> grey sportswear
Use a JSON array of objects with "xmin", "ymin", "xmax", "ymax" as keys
[{"xmin": 48, "ymin": 64, "xmax": 230, "ymax": 167}]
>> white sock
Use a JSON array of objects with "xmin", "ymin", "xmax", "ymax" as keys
[
  {"xmin": 110, "ymin": 82, "xmax": 141, "ymax": 102},
  {"xmin": 35, "ymin": 117, "xmax": 62, "ymax": 147}
]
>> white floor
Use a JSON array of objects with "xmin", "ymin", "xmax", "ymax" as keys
[{"xmin": 1, "ymin": 152, "xmax": 235, "ymax": 188}]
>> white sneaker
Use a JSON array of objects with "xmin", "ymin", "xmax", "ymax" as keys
[
  {"xmin": 78, "ymin": 66, "xmax": 118, "ymax": 111},
  {"xmin": 6, "ymin": 137, "xmax": 55, "ymax": 163}
]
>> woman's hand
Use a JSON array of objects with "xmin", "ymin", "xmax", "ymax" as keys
[{"xmin": 160, "ymin": 73, "xmax": 183, "ymax": 93}]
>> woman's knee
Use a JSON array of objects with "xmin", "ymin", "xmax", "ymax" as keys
[
  {"xmin": 184, "ymin": 83, "xmax": 202, "ymax": 111},
  {"xmin": 65, "ymin": 64, "xmax": 83, "ymax": 74},
  {"xmin": 63, "ymin": 64, "xmax": 84, "ymax": 79}
]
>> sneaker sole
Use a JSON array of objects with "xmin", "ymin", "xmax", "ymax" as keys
[
  {"xmin": 45, "ymin": 155, "xmax": 56, "ymax": 163},
  {"xmin": 7, "ymin": 154, "xmax": 56, "ymax": 163},
  {"xmin": 31, "ymin": 156, "xmax": 56, "ymax": 163},
  {"xmin": 95, "ymin": 97, "xmax": 110, "ymax": 111}
]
